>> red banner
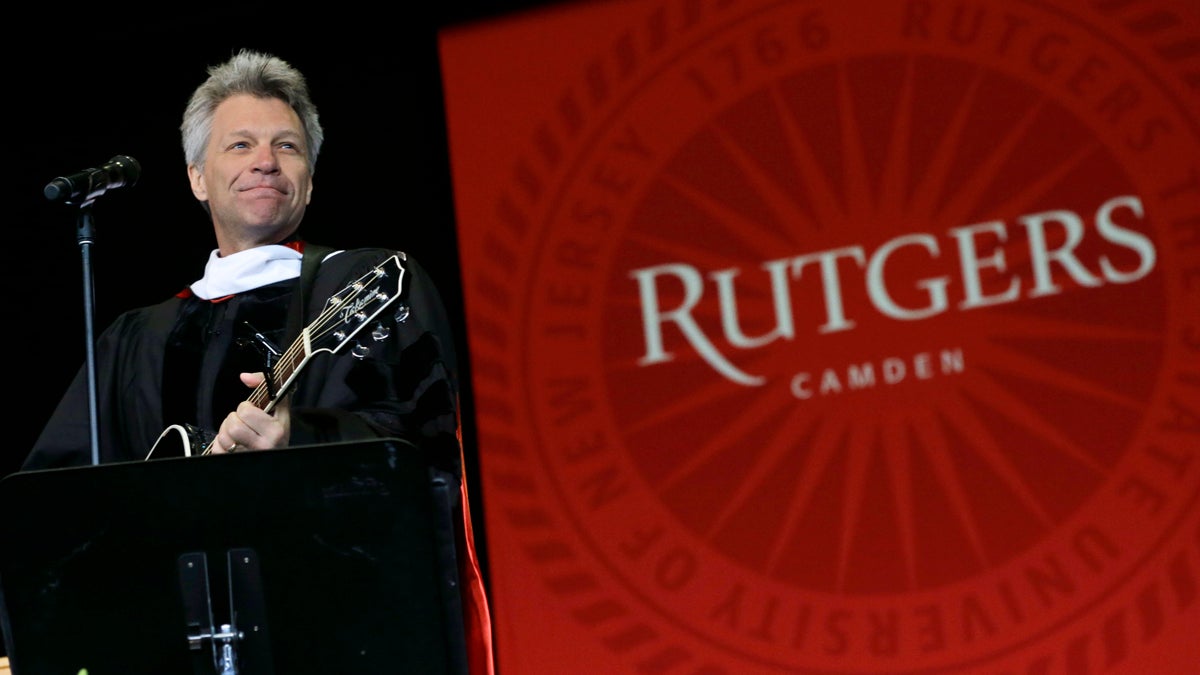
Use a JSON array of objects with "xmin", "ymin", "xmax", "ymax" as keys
[{"xmin": 440, "ymin": 0, "xmax": 1200, "ymax": 671}]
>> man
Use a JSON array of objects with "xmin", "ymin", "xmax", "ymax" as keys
[{"xmin": 24, "ymin": 49, "xmax": 493, "ymax": 673}]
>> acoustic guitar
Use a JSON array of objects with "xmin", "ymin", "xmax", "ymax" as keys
[{"xmin": 145, "ymin": 253, "xmax": 406, "ymax": 460}]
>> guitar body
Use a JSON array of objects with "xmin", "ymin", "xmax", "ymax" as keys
[
  {"xmin": 143, "ymin": 253, "xmax": 406, "ymax": 461},
  {"xmin": 146, "ymin": 423, "xmax": 216, "ymax": 460}
]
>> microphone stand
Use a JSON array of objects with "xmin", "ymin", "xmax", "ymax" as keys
[
  {"xmin": 73, "ymin": 203, "xmax": 102, "ymax": 466},
  {"xmin": 45, "ymin": 155, "xmax": 140, "ymax": 467}
]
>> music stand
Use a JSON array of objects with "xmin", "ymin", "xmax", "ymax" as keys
[{"xmin": 0, "ymin": 438, "xmax": 467, "ymax": 675}]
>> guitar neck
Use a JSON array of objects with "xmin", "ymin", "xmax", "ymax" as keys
[{"xmin": 249, "ymin": 331, "xmax": 312, "ymax": 413}]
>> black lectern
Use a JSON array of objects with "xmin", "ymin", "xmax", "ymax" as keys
[{"xmin": 0, "ymin": 439, "xmax": 467, "ymax": 675}]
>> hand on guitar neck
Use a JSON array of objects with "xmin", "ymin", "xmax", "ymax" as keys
[{"xmin": 207, "ymin": 371, "xmax": 292, "ymax": 455}]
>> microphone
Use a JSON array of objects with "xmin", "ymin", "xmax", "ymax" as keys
[{"xmin": 44, "ymin": 155, "xmax": 141, "ymax": 204}]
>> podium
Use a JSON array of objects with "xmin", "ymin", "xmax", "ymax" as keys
[{"xmin": 0, "ymin": 439, "xmax": 468, "ymax": 675}]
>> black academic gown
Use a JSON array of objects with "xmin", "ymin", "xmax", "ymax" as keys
[{"xmin": 25, "ymin": 246, "xmax": 460, "ymax": 473}]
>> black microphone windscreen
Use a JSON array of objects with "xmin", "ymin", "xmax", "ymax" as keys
[{"xmin": 106, "ymin": 155, "xmax": 141, "ymax": 188}]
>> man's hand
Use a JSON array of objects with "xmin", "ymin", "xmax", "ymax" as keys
[{"xmin": 209, "ymin": 372, "xmax": 292, "ymax": 454}]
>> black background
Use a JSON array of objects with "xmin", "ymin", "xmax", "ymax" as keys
[{"xmin": 5, "ymin": 0, "xmax": 569, "ymax": 626}]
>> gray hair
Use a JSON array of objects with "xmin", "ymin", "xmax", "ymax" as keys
[{"xmin": 180, "ymin": 49, "xmax": 324, "ymax": 173}]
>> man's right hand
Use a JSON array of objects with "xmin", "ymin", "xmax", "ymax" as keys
[{"xmin": 208, "ymin": 372, "xmax": 291, "ymax": 453}]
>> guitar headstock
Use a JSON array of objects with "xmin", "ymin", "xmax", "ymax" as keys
[
  {"xmin": 255, "ymin": 254, "xmax": 409, "ymax": 413},
  {"xmin": 310, "ymin": 254, "xmax": 407, "ymax": 356}
]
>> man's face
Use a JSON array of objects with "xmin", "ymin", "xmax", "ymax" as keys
[{"xmin": 188, "ymin": 94, "xmax": 313, "ymax": 250}]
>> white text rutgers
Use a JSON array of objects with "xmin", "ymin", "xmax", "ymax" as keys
[{"xmin": 629, "ymin": 194, "xmax": 1157, "ymax": 386}]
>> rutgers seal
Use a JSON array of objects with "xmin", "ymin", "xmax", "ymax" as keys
[{"xmin": 447, "ymin": 0, "xmax": 1200, "ymax": 672}]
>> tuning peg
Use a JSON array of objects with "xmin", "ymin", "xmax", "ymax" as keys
[
  {"xmin": 351, "ymin": 342, "xmax": 371, "ymax": 360},
  {"xmin": 371, "ymin": 322, "xmax": 390, "ymax": 341}
]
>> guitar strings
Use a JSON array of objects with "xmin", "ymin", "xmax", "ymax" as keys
[{"xmin": 247, "ymin": 264, "xmax": 386, "ymax": 412}]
